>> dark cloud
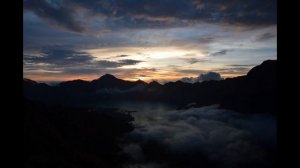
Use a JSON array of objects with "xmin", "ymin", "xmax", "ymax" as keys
[
  {"xmin": 112, "ymin": 0, "xmax": 276, "ymax": 26},
  {"xmin": 24, "ymin": 0, "xmax": 84, "ymax": 32},
  {"xmin": 210, "ymin": 49, "xmax": 229, "ymax": 56},
  {"xmin": 24, "ymin": 0, "xmax": 277, "ymax": 32},
  {"xmin": 24, "ymin": 48, "xmax": 95, "ymax": 65},
  {"xmin": 186, "ymin": 58, "xmax": 200, "ymax": 64},
  {"xmin": 104, "ymin": 15, "xmax": 188, "ymax": 30},
  {"xmin": 24, "ymin": 47, "xmax": 143, "ymax": 69},
  {"xmin": 256, "ymin": 32, "xmax": 276, "ymax": 42},
  {"xmin": 95, "ymin": 60, "xmax": 122, "ymax": 68},
  {"xmin": 119, "ymin": 59, "xmax": 144, "ymax": 65},
  {"xmin": 192, "ymin": 0, "xmax": 277, "ymax": 26},
  {"xmin": 184, "ymin": 58, "xmax": 209, "ymax": 64},
  {"xmin": 23, "ymin": 13, "xmax": 103, "ymax": 51},
  {"xmin": 197, "ymin": 36, "xmax": 215, "ymax": 43},
  {"xmin": 116, "ymin": 54, "xmax": 130, "ymax": 58},
  {"xmin": 96, "ymin": 59, "xmax": 143, "ymax": 68},
  {"xmin": 24, "ymin": 10, "xmax": 203, "ymax": 51}
]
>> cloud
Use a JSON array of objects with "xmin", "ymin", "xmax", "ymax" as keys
[
  {"xmin": 198, "ymin": 72, "xmax": 222, "ymax": 82},
  {"xmin": 119, "ymin": 59, "xmax": 144, "ymax": 65},
  {"xmin": 196, "ymin": 36, "xmax": 215, "ymax": 43},
  {"xmin": 24, "ymin": 0, "xmax": 84, "ymax": 32},
  {"xmin": 23, "ymin": 1, "xmax": 277, "ymax": 82},
  {"xmin": 256, "ymin": 32, "xmax": 276, "ymax": 42},
  {"xmin": 95, "ymin": 60, "xmax": 123, "ymax": 68},
  {"xmin": 180, "ymin": 72, "xmax": 222, "ymax": 83},
  {"xmin": 23, "ymin": 12, "xmax": 105, "ymax": 51},
  {"xmin": 116, "ymin": 54, "xmax": 130, "ymax": 58},
  {"xmin": 24, "ymin": 47, "xmax": 143, "ymax": 68},
  {"xmin": 23, "ymin": 47, "xmax": 146, "ymax": 82},
  {"xmin": 123, "ymin": 105, "xmax": 277, "ymax": 168},
  {"xmin": 24, "ymin": 48, "xmax": 95, "ymax": 66},
  {"xmin": 24, "ymin": 0, "xmax": 277, "ymax": 32},
  {"xmin": 24, "ymin": 11, "xmax": 217, "ymax": 51},
  {"xmin": 96, "ymin": 59, "xmax": 143, "ymax": 68},
  {"xmin": 184, "ymin": 58, "xmax": 209, "ymax": 64},
  {"xmin": 180, "ymin": 77, "xmax": 196, "ymax": 83},
  {"xmin": 210, "ymin": 49, "xmax": 229, "ymax": 56},
  {"xmin": 192, "ymin": 0, "xmax": 277, "ymax": 25}
]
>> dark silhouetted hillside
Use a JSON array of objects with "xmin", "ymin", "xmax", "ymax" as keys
[
  {"xmin": 24, "ymin": 98, "xmax": 134, "ymax": 168},
  {"xmin": 24, "ymin": 60, "xmax": 277, "ymax": 114}
]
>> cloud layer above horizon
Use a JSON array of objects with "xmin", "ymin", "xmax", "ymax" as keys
[{"xmin": 23, "ymin": 0, "xmax": 277, "ymax": 83}]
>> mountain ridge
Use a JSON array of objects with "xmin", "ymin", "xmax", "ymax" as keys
[{"xmin": 24, "ymin": 60, "xmax": 277, "ymax": 114}]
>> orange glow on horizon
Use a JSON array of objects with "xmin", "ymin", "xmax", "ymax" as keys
[{"xmin": 24, "ymin": 71, "xmax": 247, "ymax": 84}]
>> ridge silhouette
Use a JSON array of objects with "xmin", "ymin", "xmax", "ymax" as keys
[{"xmin": 24, "ymin": 60, "xmax": 277, "ymax": 114}]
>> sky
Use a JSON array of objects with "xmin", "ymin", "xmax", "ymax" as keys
[{"xmin": 23, "ymin": 0, "xmax": 277, "ymax": 83}]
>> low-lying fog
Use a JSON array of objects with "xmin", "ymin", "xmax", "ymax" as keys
[{"xmin": 96, "ymin": 101, "xmax": 277, "ymax": 168}]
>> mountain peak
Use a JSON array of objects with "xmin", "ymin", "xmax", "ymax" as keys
[
  {"xmin": 149, "ymin": 80, "xmax": 161, "ymax": 85},
  {"xmin": 91, "ymin": 74, "xmax": 124, "ymax": 87},
  {"xmin": 247, "ymin": 60, "xmax": 276, "ymax": 79},
  {"xmin": 98, "ymin": 74, "xmax": 118, "ymax": 80},
  {"xmin": 136, "ymin": 79, "xmax": 147, "ymax": 85}
]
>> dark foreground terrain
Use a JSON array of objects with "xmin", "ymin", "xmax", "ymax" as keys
[{"xmin": 24, "ymin": 99, "xmax": 134, "ymax": 168}]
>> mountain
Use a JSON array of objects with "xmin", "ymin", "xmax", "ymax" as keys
[
  {"xmin": 23, "ymin": 60, "xmax": 277, "ymax": 114},
  {"xmin": 148, "ymin": 80, "xmax": 161, "ymax": 87},
  {"xmin": 90, "ymin": 74, "xmax": 147, "ymax": 90},
  {"xmin": 58, "ymin": 79, "xmax": 90, "ymax": 88},
  {"xmin": 247, "ymin": 60, "xmax": 276, "ymax": 84},
  {"xmin": 91, "ymin": 74, "xmax": 123, "ymax": 87},
  {"xmin": 147, "ymin": 81, "xmax": 162, "ymax": 91}
]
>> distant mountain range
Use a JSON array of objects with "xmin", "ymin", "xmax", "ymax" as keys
[{"xmin": 24, "ymin": 60, "xmax": 277, "ymax": 114}]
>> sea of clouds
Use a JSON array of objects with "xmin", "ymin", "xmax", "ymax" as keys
[{"xmin": 121, "ymin": 105, "xmax": 276, "ymax": 168}]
